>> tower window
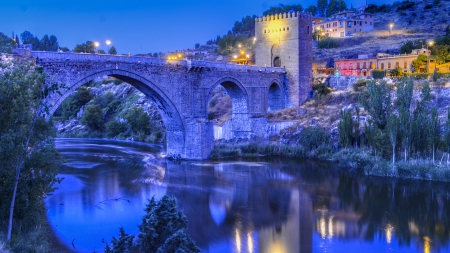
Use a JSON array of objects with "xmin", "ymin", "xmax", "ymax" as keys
[
  {"xmin": 307, "ymin": 26, "xmax": 310, "ymax": 34},
  {"xmin": 287, "ymin": 27, "xmax": 289, "ymax": 31}
]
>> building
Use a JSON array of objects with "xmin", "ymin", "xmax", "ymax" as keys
[
  {"xmin": 334, "ymin": 49, "xmax": 430, "ymax": 76},
  {"xmin": 255, "ymin": 11, "xmax": 313, "ymax": 106},
  {"xmin": 313, "ymin": 10, "xmax": 374, "ymax": 38}
]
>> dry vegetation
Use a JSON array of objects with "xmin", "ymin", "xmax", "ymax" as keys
[{"xmin": 207, "ymin": 85, "xmax": 232, "ymax": 125}]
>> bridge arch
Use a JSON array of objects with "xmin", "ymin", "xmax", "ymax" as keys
[
  {"xmin": 50, "ymin": 68, "xmax": 186, "ymax": 158},
  {"xmin": 267, "ymin": 80, "xmax": 284, "ymax": 111},
  {"xmin": 208, "ymin": 77, "xmax": 251, "ymax": 139}
]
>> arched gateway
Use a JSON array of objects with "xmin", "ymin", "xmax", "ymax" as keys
[{"xmin": 13, "ymin": 11, "xmax": 312, "ymax": 159}]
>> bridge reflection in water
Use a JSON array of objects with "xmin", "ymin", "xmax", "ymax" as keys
[{"xmin": 46, "ymin": 139, "xmax": 450, "ymax": 253}]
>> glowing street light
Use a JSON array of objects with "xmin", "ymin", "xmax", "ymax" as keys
[
  {"xmin": 389, "ymin": 23, "xmax": 393, "ymax": 35},
  {"xmin": 106, "ymin": 40, "xmax": 111, "ymax": 54},
  {"xmin": 427, "ymin": 40, "xmax": 434, "ymax": 73}
]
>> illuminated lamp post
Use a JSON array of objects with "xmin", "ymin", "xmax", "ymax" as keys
[
  {"xmin": 106, "ymin": 40, "xmax": 111, "ymax": 54},
  {"xmin": 389, "ymin": 23, "xmax": 393, "ymax": 35}
]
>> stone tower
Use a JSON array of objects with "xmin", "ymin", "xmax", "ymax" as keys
[{"xmin": 255, "ymin": 12, "xmax": 313, "ymax": 107}]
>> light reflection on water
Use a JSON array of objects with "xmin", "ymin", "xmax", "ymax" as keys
[{"xmin": 47, "ymin": 138, "xmax": 450, "ymax": 253}]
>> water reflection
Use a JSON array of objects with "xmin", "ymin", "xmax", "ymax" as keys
[{"xmin": 47, "ymin": 139, "xmax": 450, "ymax": 253}]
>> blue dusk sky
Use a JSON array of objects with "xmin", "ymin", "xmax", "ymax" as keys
[{"xmin": 1, "ymin": 0, "xmax": 392, "ymax": 54}]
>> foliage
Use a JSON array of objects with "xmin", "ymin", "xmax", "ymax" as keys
[
  {"xmin": 81, "ymin": 104, "xmax": 103, "ymax": 130},
  {"xmin": 432, "ymin": 44, "xmax": 450, "ymax": 64},
  {"xmin": 317, "ymin": 0, "xmax": 328, "ymax": 16},
  {"xmin": 20, "ymin": 31, "xmax": 59, "ymax": 51},
  {"xmin": 352, "ymin": 78, "xmax": 367, "ymax": 91},
  {"xmin": 55, "ymin": 86, "xmax": 93, "ymax": 119},
  {"xmin": 305, "ymin": 5, "xmax": 317, "ymax": 15},
  {"xmin": 326, "ymin": 0, "xmax": 347, "ymax": 17},
  {"xmin": 372, "ymin": 69, "xmax": 385, "ymax": 79},
  {"xmin": 263, "ymin": 4, "xmax": 303, "ymax": 15},
  {"xmin": 106, "ymin": 120, "xmax": 127, "ymax": 137},
  {"xmin": 137, "ymin": 195, "xmax": 200, "ymax": 253},
  {"xmin": 397, "ymin": 1, "xmax": 415, "ymax": 11},
  {"xmin": 400, "ymin": 39, "xmax": 426, "ymax": 54},
  {"xmin": 0, "ymin": 60, "xmax": 62, "ymax": 242},
  {"xmin": 317, "ymin": 37, "xmax": 339, "ymax": 49},
  {"xmin": 389, "ymin": 66, "xmax": 404, "ymax": 78},
  {"xmin": 104, "ymin": 227, "xmax": 134, "ymax": 253},
  {"xmin": 109, "ymin": 46, "xmax": 117, "ymax": 55},
  {"xmin": 313, "ymin": 82, "xmax": 331, "ymax": 97},
  {"xmin": 424, "ymin": 4, "xmax": 433, "ymax": 9},
  {"xmin": 299, "ymin": 126, "xmax": 330, "ymax": 151},
  {"xmin": 365, "ymin": 4, "xmax": 389, "ymax": 13},
  {"xmin": 338, "ymin": 109, "xmax": 353, "ymax": 148},
  {"xmin": 0, "ymin": 33, "xmax": 15, "ymax": 53},
  {"xmin": 360, "ymin": 81, "xmax": 392, "ymax": 130},
  {"xmin": 73, "ymin": 41, "xmax": 95, "ymax": 53},
  {"xmin": 125, "ymin": 107, "xmax": 150, "ymax": 136}
]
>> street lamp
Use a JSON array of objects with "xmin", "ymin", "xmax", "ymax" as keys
[
  {"xmin": 106, "ymin": 40, "xmax": 111, "ymax": 54},
  {"xmin": 426, "ymin": 40, "xmax": 434, "ymax": 73},
  {"xmin": 389, "ymin": 23, "xmax": 393, "ymax": 35},
  {"xmin": 94, "ymin": 42, "xmax": 99, "ymax": 53}
]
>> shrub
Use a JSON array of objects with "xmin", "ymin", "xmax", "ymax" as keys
[
  {"xmin": 106, "ymin": 120, "xmax": 128, "ymax": 137},
  {"xmin": 137, "ymin": 196, "xmax": 200, "ymax": 253},
  {"xmin": 317, "ymin": 37, "xmax": 339, "ymax": 49},
  {"xmin": 299, "ymin": 126, "xmax": 330, "ymax": 151},
  {"xmin": 424, "ymin": 4, "xmax": 433, "ymax": 9},
  {"xmin": 104, "ymin": 227, "xmax": 134, "ymax": 253},
  {"xmin": 372, "ymin": 69, "xmax": 385, "ymax": 79},
  {"xmin": 352, "ymin": 78, "xmax": 367, "ymax": 91},
  {"xmin": 125, "ymin": 107, "xmax": 150, "ymax": 134},
  {"xmin": 313, "ymin": 82, "xmax": 331, "ymax": 97},
  {"xmin": 389, "ymin": 66, "xmax": 404, "ymax": 78},
  {"xmin": 81, "ymin": 104, "xmax": 103, "ymax": 130}
]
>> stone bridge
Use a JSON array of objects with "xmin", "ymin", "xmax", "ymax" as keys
[{"xmin": 14, "ymin": 49, "xmax": 289, "ymax": 159}]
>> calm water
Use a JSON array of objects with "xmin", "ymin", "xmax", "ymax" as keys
[{"xmin": 46, "ymin": 138, "xmax": 450, "ymax": 253}]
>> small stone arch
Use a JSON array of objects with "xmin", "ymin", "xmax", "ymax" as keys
[
  {"xmin": 49, "ymin": 68, "xmax": 186, "ymax": 158},
  {"xmin": 208, "ymin": 77, "xmax": 251, "ymax": 139},
  {"xmin": 268, "ymin": 80, "xmax": 284, "ymax": 111}
]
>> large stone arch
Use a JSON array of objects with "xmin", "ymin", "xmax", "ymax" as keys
[
  {"xmin": 267, "ymin": 80, "xmax": 284, "ymax": 111},
  {"xmin": 48, "ymin": 68, "xmax": 186, "ymax": 158},
  {"xmin": 207, "ymin": 77, "xmax": 251, "ymax": 139}
]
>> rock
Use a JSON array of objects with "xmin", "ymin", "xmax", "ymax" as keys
[{"xmin": 297, "ymin": 108, "xmax": 307, "ymax": 115}]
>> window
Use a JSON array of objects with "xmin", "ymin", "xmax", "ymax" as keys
[
  {"xmin": 365, "ymin": 21, "xmax": 367, "ymax": 24},
  {"xmin": 350, "ymin": 63, "xmax": 353, "ymax": 69},
  {"xmin": 354, "ymin": 21, "xmax": 357, "ymax": 25},
  {"xmin": 283, "ymin": 28, "xmax": 285, "ymax": 31},
  {"xmin": 370, "ymin": 62, "xmax": 372, "ymax": 68},
  {"xmin": 307, "ymin": 26, "xmax": 310, "ymax": 34},
  {"xmin": 404, "ymin": 61, "xmax": 407, "ymax": 68},
  {"xmin": 287, "ymin": 27, "xmax": 289, "ymax": 31},
  {"xmin": 388, "ymin": 62, "xmax": 391, "ymax": 69},
  {"xmin": 264, "ymin": 30, "xmax": 266, "ymax": 33},
  {"xmin": 340, "ymin": 32, "xmax": 344, "ymax": 37},
  {"xmin": 357, "ymin": 62, "xmax": 360, "ymax": 69},
  {"xmin": 340, "ymin": 21, "xmax": 343, "ymax": 27},
  {"xmin": 370, "ymin": 22, "xmax": 372, "ymax": 25},
  {"xmin": 381, "ymin": 63, "xmax": 384, "ymax": 69},
  {"xmin": 347, "ymin": 21, "xmax": 352, "ymax": 27},
  {"xmin": 360, "ymin": 21, "xmax": 362, "ymax": 25},
  {"xmin": 395, "ymin": 62, "xmax": 399, "ymax": 67},
  {"xmin": 363, "ymin": 62, "xmax": 366, "ymax": 68}
]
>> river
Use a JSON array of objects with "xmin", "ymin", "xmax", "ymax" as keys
[{"xmin": 46, "ymin": 138, "xmax": 450, "ymax": 253}]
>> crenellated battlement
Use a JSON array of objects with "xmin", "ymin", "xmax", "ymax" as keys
[{"xmin": 255, "ymin": 12, "xmax": 312, "ymax": 22}]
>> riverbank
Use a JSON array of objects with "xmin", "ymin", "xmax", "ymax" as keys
[{"xmin": 211, "ymin": 142, "xmax": 450, "ymax": 182}]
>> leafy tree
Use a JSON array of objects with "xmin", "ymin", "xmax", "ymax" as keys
[
  {"xmin": 109, "ymin": 46, "xmax": 117, "ymax": 55},
  {"xmin": 0, "ymin": 33, "xmax": 15, "ymax": 53},
  {"xmin": 396, "ymin": 79, "xmax": 414, "ymax": 161},
  {"xmin": 56, "ymin": 86, "xmax": 93, "ymax": 119},
  {"xmin": 0, "ymin": 61, "xmax": 63, "ymax": 241},
  {"xmin": 263, "ymin": 4, "xmax": 303, "ymax": 15},
  {"xmin": 104, "ymin": 227, "xmax": 134, "ymax": 253},
  {"xmin": 317, "ymin": 37, "xmax": 339, "ymax": 48},
  {"xmin": 326, "ymin": 0, "xmax": 338, "ymax": 17},
  {"xmin": 400, "ymin": 39, "xmax": 426, "ymax": 54},
  {"xmin": 359, "ymin": 80, "xmax": 392, "ymax": 130},
  {"xmin": 20, "ymin": 30, "xmax": 40, "ymax": 50},
  {"xmin": 432, "ymin": 44, "xmax": 450, "ymax": 64},
  {"xmin": 411, "ymin": 55, "xmax": 427, "ymax": 73},
  {"xmin": 138, "ymin": 195, "xmax": 200, "ymax": 253},
  {"xmin": 194, "ymin": 43, "xmax": 200, "ymax": 49},
  {"xmin": 428, "ymin": 108, "xmax": 440, "ymax": 163},
  {"xmin": 81, "ymin": 104, "xmax": 103, "ymax": 130},
  {"xmin": 299, "ymin": 125, "xmax": 330, "ymax": 151},
  {"xmin": 317, "ymin": 0, "xmax": 328, "ymax": 16},
  {"xmin": 37, "ymin": 34, "xmax": 59, "ymax": 51},
  {"xmin": 125, "ymin": 107, "xmax": 150, "ymax": 135},
  {"xmin": 338, "ymin": 109, "xmax": 353, "ymax": 148},
  {"xmin": 73, "ymin": 41, "xmax": 95, "ymax": 53},
  {"xmin": 106, "ymin": 120, "xmax": 127, "ymax": 137},
  {"xmin": 305, "ymin": 5, "xmax": 317, "ymax": 15},
  {"xmin": 387, "ymin": 114, "xmax": 399, "ymax": 167},
  {"xmin": 337, "ymin": 0, "xmax": 347, "ymax": 11},
  {"xmin": 444, "ymin": 109, "xmax": 450, "ymax": 163},
  {"xmin": 389, "ymin": 66, "xmax": 404, "ymax": 78}
]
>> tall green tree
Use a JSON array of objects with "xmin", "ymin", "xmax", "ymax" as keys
[
  {"xmin": 337, "ymin": 0, "xmax": 347, "ymax": 11},
  {"xmin": 0, "ymin": 33, "xmax": 15, "ymax": 53},
  {"xmin": 0, "ymin": 60, "xmax": 63, "ymax": 241},
  {"xmin": 387, "ymin": 114, "xmax": 399, "ymax": 167},
  {"xmin": 359, "ymin": 80, "xmax": 392, "ymax": 130},
  {"xmin": 109, "ymin": 45, "xmax": 117, "ymax": 55},
  {"xmin": 326, "ymin": 0, "xmax": 338, "ymax": 17},
  {"xmin": 317, "ymin": 0, "xmax": 328, "ymax": 16},
  {"xmin": 306, "ymin": 5, "xmax": 318, "ymax": 15},
  {"xmin": 428, "ymin": 108, "xmax": 440, "ymax": 163},
  {"xmin": 396, "ymin": 79, "xmax": 414, "ymax": 161},
  {"xmin": 263, "ymin": 4, "xmax": 303, "ymax": 15},
  {"xmin": 338, "ymin": 109, "xmax": 353, "ymax": 148},
  {"xmin": 73, "ymin": 41, "xmax": 95, "ymax": 53}
]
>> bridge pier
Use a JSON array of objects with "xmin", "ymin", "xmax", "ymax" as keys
[{"xmin": 183, "ymin": 119, "xmax": 214, "ymax": 159}]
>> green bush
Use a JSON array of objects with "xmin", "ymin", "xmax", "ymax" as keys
[
  {"xmin": 137, "ymin": 196, "xmax": 200, "ymax": 253},
  {"xmin": 55, "ymin": 86, "xmax": 93, "ymax": 120},
  {"xmin": 125, "ymin": 107, "xmax": 150, "ymax": 135},
  {"xmin": 372, "ymin": 69, "xmax": 385, "ymax": 79},
  {"xmin": 106, "ymin": 120, "xmax": 127, "ymax": 137},
  {"xmin": 313, "ymin": 82, "xmax": 331, "ymax": 97},
  {"xmin": 299, "ymin": 126, "xmax": 330, "ymax": 152},
  {"xmin": 104, "ymin": 227, "xmax": 134, "ymax": 253},
  {"xmin": 317, "ymin": 37, "xmax": 339, "ymax": 49},
  {"xmin": 81, "ymin": 104, "xmax": 103, "ymax": 130}
]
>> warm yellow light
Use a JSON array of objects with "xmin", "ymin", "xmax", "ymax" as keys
[
  {"xmin": 178, "ymin": 54, "xmax": 181, "ymax": 57},
  {"xmin": 389, "ymin": 23, "xmax": 393, "ymax": 28},
  {"xmin": 106, "ymin": 40, "xmax": 111, "ymax": 45},
  {"xmin": 424, "ymin": 236, "xmax": 431, "ymax": 253},
  {"xmin": 238, "ymin": 44, "xmax": 241, "ymax": 48},
  {"xmin": 246, "ymin": 54, "xmax": 249, "ymax": 58},
  {"xmin": 429, "ymin": 41, "xmax": 434, "ymax": 46},
  {"xmin": 253, "ymin": 37, "xmax": 257, "ymax": 41},
  {"xmin": 94, "ymin": 42, "xmax": 99, "ymax": 47},
  {"xmin": 241, "ymin": 51, "xmax": 245, "ymax": 55},
  {"xmin": 233, "ymin": 55, "xmax": 237, "ymax": 59}
]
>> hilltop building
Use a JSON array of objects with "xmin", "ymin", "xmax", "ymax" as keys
[
  {"xmin": 313, "ymin": 10, "xmax": 374, "ymax": 38},
  {"xmin": 255, "ymin": 11, "xmax": 313, "ymax": 106},
  {"xmin": 334, "ymin": 49, "xmax": 430, "ymax": 76}
]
